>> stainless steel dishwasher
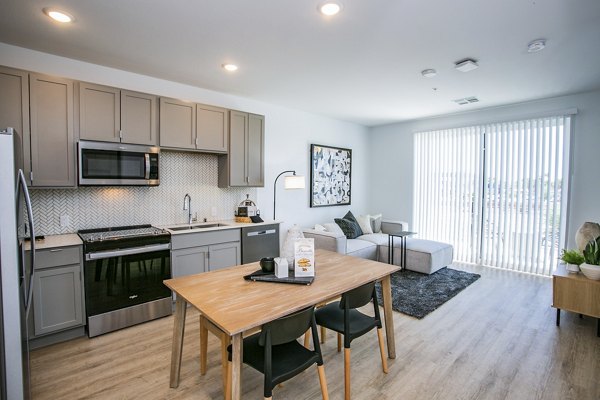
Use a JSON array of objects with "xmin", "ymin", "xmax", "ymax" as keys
[{"xmin": 241, "ymin": 224, "xmax": 280, "ymax": 264}]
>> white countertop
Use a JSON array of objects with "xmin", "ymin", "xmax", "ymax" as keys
[
  {"xmin": 25, "ymin": 233, "xmax": 82, "ymax": 250},
  {"xmin": 160, "ymin": 219, "xmax": 281, "ymax": 235}
]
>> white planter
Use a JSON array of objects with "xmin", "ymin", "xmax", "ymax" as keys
[
  {"xmin": 566, "ymin": 263, "xmax": 580, "ymax": 273},
  {"xmin": 579, "ymin": 263, "xmax": 600, "ymax": 280}
]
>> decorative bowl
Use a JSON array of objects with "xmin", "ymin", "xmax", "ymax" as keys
[{"xmin": 579, "ymin": 263, "xmax": 600, "ymax": 280}]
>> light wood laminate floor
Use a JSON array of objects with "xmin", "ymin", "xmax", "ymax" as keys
[{"xmin": 30, "ymin": 264, "xmax": 600, "ymax": 399}]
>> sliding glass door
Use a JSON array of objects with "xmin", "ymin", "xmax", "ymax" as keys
[{"xmin": 413, "ymin": 115, "xmax": 571, "ymax": 275}]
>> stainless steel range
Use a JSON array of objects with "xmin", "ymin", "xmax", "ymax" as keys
[{"xmin": 78, "ymin": 225, "xmax": 172, "ymax": 337}]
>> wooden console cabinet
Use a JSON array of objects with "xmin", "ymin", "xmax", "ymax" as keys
[{"xmin": 552, "ymin": 264, "xmax": 600, "ymax": 337}]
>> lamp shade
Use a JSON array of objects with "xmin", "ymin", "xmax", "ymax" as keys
[{"xmin": 284, "ymin": 175, "xmax": 305, "ymax": 189}]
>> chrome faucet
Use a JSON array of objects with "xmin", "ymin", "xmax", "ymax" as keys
[{"xmin": 183, "ymin": 193, "xmax": 192, "ymax": 224}]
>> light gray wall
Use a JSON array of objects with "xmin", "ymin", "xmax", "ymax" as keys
[
  {"xmin": 0, "ymin": 43, "xmax": 370, "ymax": 237},
  {"xmin": 368, "ymin": 89, "xmax": 600, "ymax": 248}
]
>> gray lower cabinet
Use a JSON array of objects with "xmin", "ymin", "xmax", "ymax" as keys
[
  {"xmin": 171, "ymin": 229, "xmax": 241, "ymax": 277},
  {"xmin": 171, "ymin": 246, "xmax": 209, "ymax": 277},
  {"xmin": 30, "ymin": 246, "xmax": 85, "ymax": 337}
]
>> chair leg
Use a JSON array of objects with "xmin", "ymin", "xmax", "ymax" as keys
[
  {"xmin": 220, "ymin": 333, "xmax": 230, "ymax": 396},
  {"xmin": 304, "ymin": 328, "xmax": 311, "ymax": 348},
  {"xmin": 344, "ymin": 348, "xmax": 351, "ymax": 400},
  {"xmin": 199, "ymin": 316, "xmax": 208, "ymax": 375},
  {"xmin": 377, "ymin": 328, "xmax": 388, "ymax": 374},
  {"xmin": 317, "ymin": 365, "xmax": 330, "ymax": 400},
  {"xmin": 321, "ymin": 326, "xmax": 327, "ymax": 344},
  {"xmin": 337, "ymin": 333, "xmax": 342, "ymax": 353}
]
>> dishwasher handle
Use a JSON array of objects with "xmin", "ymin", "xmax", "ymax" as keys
[{"xmin": 246, "ymin": 229, "xmax": 276, "ymax": 237}]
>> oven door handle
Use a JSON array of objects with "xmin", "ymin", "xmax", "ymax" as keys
[{"xmin": 86, "ymin": 243, "xmax": 171, "ymax": 261}]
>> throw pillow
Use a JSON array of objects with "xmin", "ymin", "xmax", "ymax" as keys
[
  {"xmin": 343, "ymin": 211, "xmax": 358, "ymax": 223},
  {"xmin": 314, "ymin": 224, "xmax": 327, "ymax": 232},
  {"xmin": 370, "ymin": 213, "xmax": 383, "ymax": 233},
  {"xmin": 334, "ymin": 218, "xmax": 363, "ymax": 239},
  {"xmin": 323, "ymin": 222, "xmax": 345, "ymax": 236},
  {"xmin": 357, "ymin": 214, "xmax": 374, "ymax": 234}
]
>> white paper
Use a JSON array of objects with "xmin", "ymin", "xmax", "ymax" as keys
[{"xmin": 294, "ymin": 238, "xmax": 315, "ymax": 277}]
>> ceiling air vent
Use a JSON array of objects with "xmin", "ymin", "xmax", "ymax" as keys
[{"xmin": 452, "ymin": 96, "xmax": 479, "ymax": 105}]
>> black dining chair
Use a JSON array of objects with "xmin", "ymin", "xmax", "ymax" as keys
[
  {"xmin": 315, "ymin": 281, "xmax": 387, "ymax": 400},
  {"xmin": 226, "ymin": 306, "xmax": 329, "ymax": 400}
]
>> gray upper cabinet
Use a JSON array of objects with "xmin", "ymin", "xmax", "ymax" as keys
[
  {"xmin": 30, "ymin": 245, "xmax": 84, "ymax": 337},
  {"xmin": 0, "ymin": 66, "xmax": 30, "ymax": 183},
  {"xmin": 79, "ymin": 82, "xmax": 158, "ymax": 145},
  {"xmin": 121, "ymin": 90, "xmax": 158, "ymax": 145},
  {"xmin": 196, "ymin": 104, "xmax": 228, "ymax": 153},
  {"xmin": 160, "ymin": 99, "xmax": 228, "ymax": 153},
  {"xmin": 79, "ymin": 82, "xmax": 120, "ymax": 142},
  {"xmin": 219, "ymin": 111, "xmax": 265, "ymax": 187},
  {"xmin": 159, "ymin": 97, "xmax": 196, "ymax": 149},
  {"xmin": 29, "ymin": 73, "xmax": 76, "ymax": 187}
]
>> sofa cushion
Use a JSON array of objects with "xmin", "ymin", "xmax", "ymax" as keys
[
  {"xmin": 378, "ymin": 238, "xmax": 453, "ymax": 274},
  {"xmin": 357, "ymin": 233, "xmax": 388, "ymax": 246},
  {"xmin": 346, "ymin": 239, "xmax": 377, "ymax": 260},
  {"xmin": 343, "ymin": 211, "xmax": 358, "ymax": 223},
  {"xmin": 335, "ymin": 218, "xmax": 363, "ymax": 239}
]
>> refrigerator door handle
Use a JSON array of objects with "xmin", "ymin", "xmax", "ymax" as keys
[{"xmin": 16, "ymin": 169, "xmax": 36, "ymax": 314}]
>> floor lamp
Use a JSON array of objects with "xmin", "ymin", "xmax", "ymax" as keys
[{"xmin": 273, "ymin": 170, "xmax": 305, "ymax": 220}]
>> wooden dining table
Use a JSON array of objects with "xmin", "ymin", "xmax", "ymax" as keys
[{"xmin": 164, "ymin": 249, "xmax": 400, "ymax": 400}]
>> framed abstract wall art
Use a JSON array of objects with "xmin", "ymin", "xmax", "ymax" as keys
[{"xmin": 310, "ymin": 144, "xmax": 352, "ymax": 207}]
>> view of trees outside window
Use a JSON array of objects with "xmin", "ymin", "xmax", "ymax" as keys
[{"xmin": 414, "ymin": 115, "xmax": 570, "ymax": 276}]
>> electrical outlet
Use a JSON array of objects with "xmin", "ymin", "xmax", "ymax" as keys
[
  {"xmin": 211, "ymin": 206, "xmax": 217, "ymax": 217},
  {"xmin": 60, "ymin": 215, "xmax": 70, "ymax": 228}
]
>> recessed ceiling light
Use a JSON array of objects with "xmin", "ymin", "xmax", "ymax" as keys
[
  {"xmin": 43, "ymin": 8, "xmax": 74, "ymax": 23},
  {"xmin": 454, "ymin": 59, "xmax": 479, "ymax": 73},
  {"xmin": 319, "ymin": 2, "xmax": 342, "ymax": 16},
  {"xmin": 222, "ymin": 64, "xmax": 238, "ymax": 72},
  {"xmin": 421, "ymin": 69, "xmax": 437, "ymax": 78},
  {"xmin": 527, "ymin": 39, "xmax": 546, "ymax": 53}
]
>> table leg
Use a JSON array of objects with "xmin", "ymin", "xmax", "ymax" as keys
[
  {"xmin": 170, "ymin": 297, "xmax": 187, "ymax": 388},
  {"xmin": 597, "ymin": 318, "xmax": 599, "ymax": 338},
  {"xmin": 230, "ymin": 333, "xmax": 243, "ymax": 400},
  {"xmin": 381, "ymin": 275, "xmax": 396, "ymax": 359},
  {"xmin": 556, "ymin": 308, "xmax": 560, "ymax": 327}
]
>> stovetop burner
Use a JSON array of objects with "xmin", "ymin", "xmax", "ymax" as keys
[
  {"xmin": 78, "ymin": 224, "xmax": 168, "ymax": 243},
  {"xmin": 78, "ymin": 225, "xmax": 171, "ymax": 252}
]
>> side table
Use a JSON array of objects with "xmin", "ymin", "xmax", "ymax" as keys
[
  {"xmin": 552, "ymin": 264, "xmax": 600, "ymax": 337},
  {"xmin": 388, "ymin": 231, "xmax": 416, "ymax": 269}
]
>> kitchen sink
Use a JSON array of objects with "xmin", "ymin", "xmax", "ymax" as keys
[{"xmin": 167, "ymin": 223, "xmax": 224, "ymax": 231}]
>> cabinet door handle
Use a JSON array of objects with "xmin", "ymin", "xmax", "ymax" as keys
[{"xmin": 49, "ymin": 249, "xmax": 63, "ymax": 252}]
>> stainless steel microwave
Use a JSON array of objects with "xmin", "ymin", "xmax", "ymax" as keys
[{"xmin": 78, "ymin": 141, "xmax": 160, "ymax": 186}]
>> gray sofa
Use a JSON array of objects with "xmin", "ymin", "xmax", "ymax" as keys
[{"xmin": 303, "ymin": 220, "xmax": 454, "ymax": 275}]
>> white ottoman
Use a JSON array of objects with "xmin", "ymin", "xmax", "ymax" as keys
[{"xmin": 378, "ymin": 238, "xmax": 454, "ymax": 275}]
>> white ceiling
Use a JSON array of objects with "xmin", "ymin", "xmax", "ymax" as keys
[{"xmin": 1, "ymin": 0, "xmax": 599, "ymax": 126}]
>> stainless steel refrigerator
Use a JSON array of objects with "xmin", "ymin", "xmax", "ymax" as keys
[{"xmin": 0, "ymin": 127, "xmax": 36, "ymax": 400}]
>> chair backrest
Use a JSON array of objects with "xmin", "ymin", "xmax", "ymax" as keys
[
  {"xmin": 259, "ymin": 306, "xmax": 314, "ymax": 347},
  {"xmin": 339, "ymin": 281, "xmax": 376, "ymax": 310}
]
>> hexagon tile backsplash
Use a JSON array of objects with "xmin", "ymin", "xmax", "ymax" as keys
[{"xmin": 29, "ymin": 151, "xmax": 257, "ymax": 235}]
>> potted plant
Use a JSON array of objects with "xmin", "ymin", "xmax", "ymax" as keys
[
  {"xmin": 580, "ymin": 236, "xmax": 600, "ymax": 280},
  {"xmin": 560, "ymin": 249, "xmax": 585, "ymax": 273}
]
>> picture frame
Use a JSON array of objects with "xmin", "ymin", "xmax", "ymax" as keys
[{"xmin": 310, "ymin": 143, "xmax": 352, "ymax": 207}]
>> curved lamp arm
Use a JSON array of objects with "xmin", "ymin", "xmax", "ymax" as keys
[{"xmin": 273, "ymin": 170, "xmax": 297, "ymax": 220}]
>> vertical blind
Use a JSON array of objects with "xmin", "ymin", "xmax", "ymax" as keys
[{"xmin": 413, "ymin": 115, "xmax": 572, "ymax": 276}]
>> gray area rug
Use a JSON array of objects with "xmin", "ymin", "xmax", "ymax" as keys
[{"xmin": 375, "ymin": 267, "xmax": 481, "ymax": 319}]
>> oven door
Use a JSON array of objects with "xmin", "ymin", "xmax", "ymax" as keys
[
  {"xmin": 78, "ymin": 141, "xmax": 159, "ymax": 186},
  {"xmin": 83, "ymin": 244, "xmax": 171, "ymax": 317}
]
